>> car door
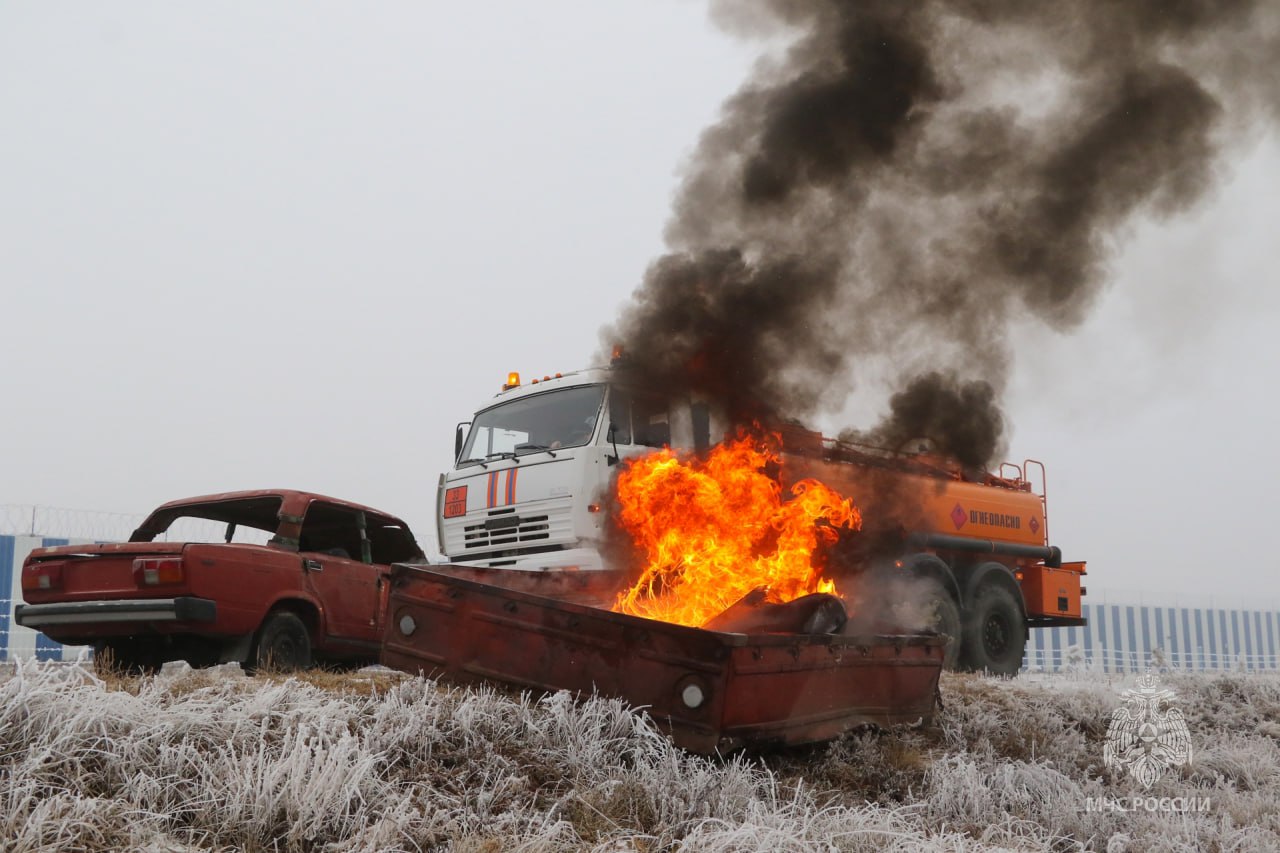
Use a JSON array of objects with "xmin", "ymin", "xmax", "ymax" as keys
[{"xmin": 297, "ymin": 501, "xmax": 382, "ymax": 643}]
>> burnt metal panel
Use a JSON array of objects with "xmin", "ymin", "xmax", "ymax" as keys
[{"xmin": 381, "ymin": 564, "xmax": 944, "ymax": 754}]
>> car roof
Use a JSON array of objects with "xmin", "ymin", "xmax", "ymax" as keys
[{"xmin": 150, "ymin": 489, "xmax": 408, "ymax": 524}]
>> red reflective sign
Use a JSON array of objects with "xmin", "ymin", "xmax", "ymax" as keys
[{"xmin": 444, "ymin": 486, "xmax": 468, "ymax": 518}]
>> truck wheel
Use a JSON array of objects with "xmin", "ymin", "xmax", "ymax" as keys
[
  {"xmin": 960, "ymin": 582, "xmax": 1026, "ymax": 676},
  {"xmin": 924, "ymin": 586, "xmax": 962, "ymax": 670},
  {"xmin": 250, "ymin": 612, "xmax": 312, "ymax": 673},
  {"xmin": 894, "ymin": 555, "xmax": 963, "ymax": 670}
]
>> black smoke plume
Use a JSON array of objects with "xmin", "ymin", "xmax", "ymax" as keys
[
  {"xmin": 604, "ymin": 0, "xmax": 1277, "ymax": 466},
  {"xmin": 854, "ymin": 372, "xmax": 1004, "ymax": 472}
]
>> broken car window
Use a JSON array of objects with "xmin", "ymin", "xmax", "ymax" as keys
[{"xmin": 130, "ymin": 496, "xmax": 281, "ymax": 545}]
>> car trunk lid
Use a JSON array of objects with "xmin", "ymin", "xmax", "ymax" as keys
[{"xmin": 22, "ymin": 541, "xmax": 188, "ymax": 602}]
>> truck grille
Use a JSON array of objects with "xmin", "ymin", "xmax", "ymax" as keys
[
  {"xmin": 444, "ymin": 497, "xmax": 575, "ymax": 559},
  {"xmin": 463, "ymin": 510, "xmax": 548, "ymax": 549}
]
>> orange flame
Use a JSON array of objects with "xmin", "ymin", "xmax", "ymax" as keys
[{"xmin": 611, "ymin": 434, "xmax": 862, "ymax": 627}]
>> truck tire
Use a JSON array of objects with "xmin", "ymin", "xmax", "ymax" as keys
[
  {"xmin": 924, "ymin": 585, "xmax": 963, "ymax": 670},
  {"xmin": 960, "ymin": 582, "xmax": 1026, "ymax": 676},
  {"xmin": 250, "ymin": 611, "xmax": 312, "ymax": 673},
  {"xmin": 893, "ymin": 554, "xmax": 963, "ymax": 670}
]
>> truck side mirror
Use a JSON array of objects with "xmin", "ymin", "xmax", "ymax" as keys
[
  {"xmin": 606, "ymin": 423, "xmax": 619, "ymax": 466},
  {"xmin": 454, "ymin": 422, "xmax": 470, "ymax": 460}
]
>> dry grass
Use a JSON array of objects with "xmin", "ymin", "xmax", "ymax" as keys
[{"xmin": 1, "ymin": 661, "xmax": 1277, "ymax": 851}]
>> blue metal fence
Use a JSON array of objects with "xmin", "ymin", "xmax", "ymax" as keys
[
  {"xmin": 1024, "ymin": 602, "xmax": 1280, "ymax": 672},
  {"xmin": 0, "ymin": 535, "xmax": 15, "ymax": 660},
  {"xmin": 1, "ymin": 533, "xmax": 93, "ymax": 662}
]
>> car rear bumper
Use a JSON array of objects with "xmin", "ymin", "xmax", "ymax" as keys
[{"xmin": 14, "ymin": 597, "xmax": 217, "ymax": 628}]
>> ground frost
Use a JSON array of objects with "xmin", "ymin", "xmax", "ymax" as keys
[{"xmin": 1, "ymin": 663, "xmax": 1276, "ymax": 851}]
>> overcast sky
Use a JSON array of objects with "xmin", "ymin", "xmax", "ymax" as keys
[{"xmin": 2, "ymin": 3, "xmax": 1277, "ymax": 606}]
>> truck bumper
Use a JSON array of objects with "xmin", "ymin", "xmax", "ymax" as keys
[
  {"xmin": 14, "ymin": 597, "xmax": 217, "ymax": 628},
  {"xmin": 445, "ymin": 546, "xmax": 607, "ymax": 572}
]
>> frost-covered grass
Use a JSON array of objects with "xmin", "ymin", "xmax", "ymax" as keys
[{"xmin": 2, "ymin": 662, "xmax": 1277, "ymax": 852}]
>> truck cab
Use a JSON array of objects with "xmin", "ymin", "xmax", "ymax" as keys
[{"xmin": 438, "ymin": 367, "xmax": 708, "ymax": 571}]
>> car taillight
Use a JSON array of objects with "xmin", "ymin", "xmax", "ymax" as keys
[
  {"xmin": 21, "ymin": 564, "xmax": 63, "ymax": 592},
  {"xmin": 133, "ymin": 557, "xmax": 185, "ymax": 586}
]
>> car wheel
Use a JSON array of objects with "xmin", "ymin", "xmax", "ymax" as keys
[{"xmin": 250, "ymin": 611, "xmax": 312, "ymax": 673}]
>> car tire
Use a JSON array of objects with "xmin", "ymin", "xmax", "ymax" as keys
[{"xmin": 250, "ymin": 611, "xmax": 312, "ymax": 673}]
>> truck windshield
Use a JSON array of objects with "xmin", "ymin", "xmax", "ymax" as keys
[{"xmin": 459, "ymin": 384, "xmax": 606, "ymax": 465}]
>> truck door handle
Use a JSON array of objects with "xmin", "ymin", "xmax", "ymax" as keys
[{"xmin": 304, "ymin": 559, "xmax": 323, "ymax": 572}]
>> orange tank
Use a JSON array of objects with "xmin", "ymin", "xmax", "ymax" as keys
[
  {"xmin": 779, "ymin": 438, "xmax": 1084, "ymax": 625},
  {"xmin": 782, "ymin": 448, "xmax": 1045, "ymax": 548}
]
